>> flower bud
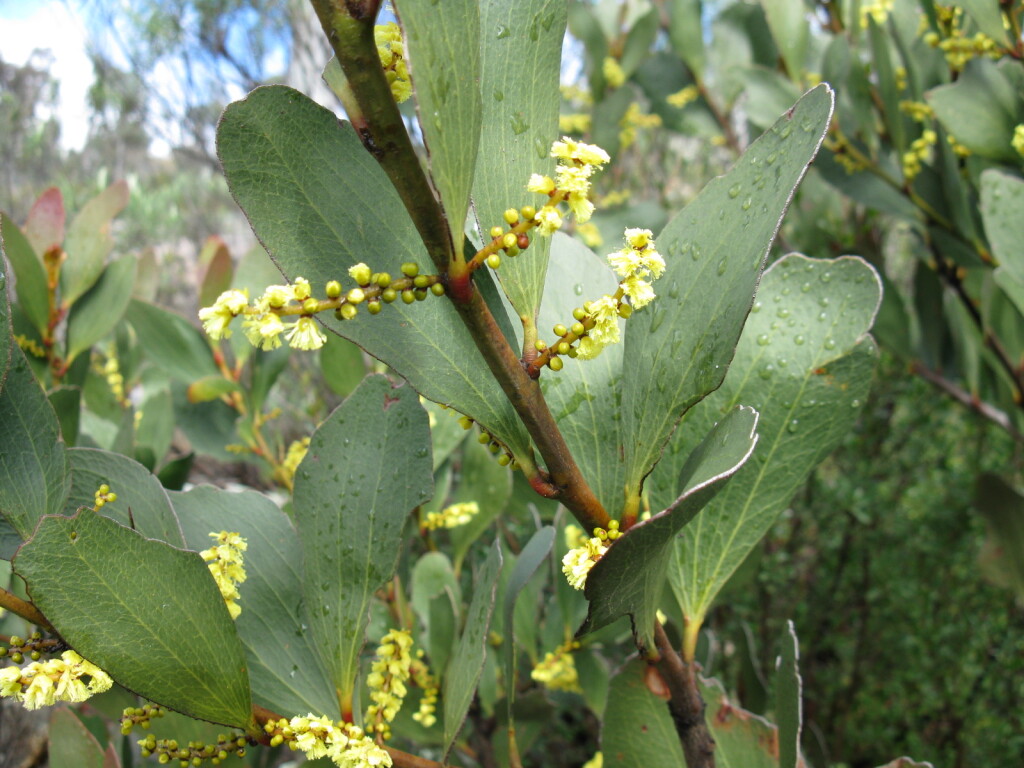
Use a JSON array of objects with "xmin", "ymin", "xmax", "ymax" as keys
[
  {"xmin": 497, "ymin": 453, "xmax": 511, "ymax": 466},
  {"xmin": 502, "ymin": 233, "xmax": 517, "ymax": 249},
  {"xmin": 517, "ymin": 233, "xmax": 530, "ymax": 250},
  {"xmin": 349, "ymin": 263, "xmax": 372, "ymax": 285},
  {"xmin": 430, "ymin": 282, "xmax": 445, "ymax": 296},
  {"xmin": 572, "ymin": 307, "xmax": 587, "ymax": 321},
  {"xmin": 413, "ymin": 275, "xmax": 430, "ymax": 288},
  {"xmin": 571, "ymin": 322, "xmax": 585, "ymax": 336},
  {"xmin": 302, "ymin": 298, "xmax": 319, "ymax": 314},
  {"xmin": 401, "ymin": 262, "xmax": 420, "ymax": 277},
  {"xmin": 553, "ymin": 323, "xmax": 567, "ymax": 336},
  {"xmin": 486, "ymin": 254, "xmax": 501, "ymax": 269},
  {"xmin": 618, "ymin": 302, "xmax": 633, "ymax": 319},
  {"xmin": 557, "ymin": 341, "xmax": 571, "ymax": 355},
  {"xmin": 414, "ymin": 288, "xmax": 428, "ymax": 300},
  {"xmin": 382, "ymin": 288, "xmax": 398, "ymax": 303},
  {"xmin": 347, "ymin": 288, "xmax": 366, "ymax": 304},
  {"xmin": 367, "ymin": 301, "xmax": 382, "ymax": 315},
  {"xmin": 325, "ymin": 280, "xmax": 342, "ymax": 298},
  {"xmin": 520, "ymin": 205, "xmax": 536, "ymax": 220},
  {"xmin": 548, "ymin": 357, "xmax": 564, "ymax": 371},
  {"xmin": 340, "ymin": 304, "xmax": 358, "ymax": 320},
  {"xmin": 377, "ymin": 272, "xmax": 392, "ymax": 288},
  {"xmin": 503, "ymin": 208, "xmax": 519, "ymax": 225},
  {"xmin": 490, "ymin": 225, "xmax": 504, "ymax": 239},
  {"xmin": 401, "ymin": 289, "xmax": 416, "ymax": 304},
  {"xmin": 534, "ymin": 340, "xmax": 547, "ymax": 351}
]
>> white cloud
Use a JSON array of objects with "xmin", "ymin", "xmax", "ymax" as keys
[{"xmin": 1, "ymin": 0, "xmax": 93, "ymax": 151}]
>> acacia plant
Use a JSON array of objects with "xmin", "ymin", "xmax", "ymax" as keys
[{"xmin": 0, "ymin": 2, "xmax": 888, "ymax": 767}]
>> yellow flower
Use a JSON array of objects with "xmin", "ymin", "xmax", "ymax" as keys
[
  {"xmin": 561, "ymin": 521, "xmax": 621, "ymax": 589},
  {"xmin": 667, "ymin": 85, "xmax": 699, "ymax": 108},
  {"xmin": 243, "ymin": 312, "xmax": 286, "ymax": 351},
  {"xmin": 583, "ymin": 753, "xmax": 604, "ymax": 768},
  {"xmin": 198, "ymin": 288, "xmax": 250, "ymax": 340},
  {"xmin": 375, "ymin": 22, "xmax": 411, "ymax": 104},
  {"xmin": 201, "ymin": 531, "xmax": 247, "ymax": 620},
  {"xmin": 423, "ymin": 501, "xmax": 479, "ymax": 531},
  {"xmin": 534, "ymin": 207, "xmax": 563, "ymax": 237},
  {"xmin": 621, "ymin": 274, "xmax": 656, "ymax": 308},
  {"xmin": 859, "ymin": 0, "xmax": 894, "ymax": 28},
  {"xmin": 531, "ymin": 640, "xmax": 582, "ymax": 692},
  {"xmin": 1013, "ymin": 125, "xmax": 1024, "ymax": 159},
  {"xmin": 287, "ymin": 317, "xmax": 328, "ymax": 351},
  {"xmin": 564, "ymin": 523, "xmax": 587, "ymax": 550},
  {"xmin": 410, "ymin": 654, "xmax": 439, "ymax": 728},
  {"xmin": 576, "ymin": 222, "xmax": 603, "ymax": 248},
  {"xmin": 527, "ymin": 174, "xmax": 555, "ymax": 194},
  {"xmin": 550, "ymin": 137, "xmax": 610, "ymax": 168},
  {"xmin": 0, "ymin": 651, "xmax": 112, "ymax": 710},
  {"xmin": 558, "ymin": 113, "xmax": 591, "ymax": 134},
  {"xmin": 602, "ymin": 56, "xmax": 625, "ymax": 89}
]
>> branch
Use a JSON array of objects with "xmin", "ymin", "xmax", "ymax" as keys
[
  {"xmin": 653, "ymin": 622, "xmax": 716, "ymax": 768},
  {"xmin": 909, "ymin": 360, "xmax": 1023, "ymax": 442},
  {"xmin": 0, "ymin": 588, "xmax": 53, "ymax": 633}
]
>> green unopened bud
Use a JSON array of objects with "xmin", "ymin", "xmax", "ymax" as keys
[
  {"xmin": 367, "ymin": 301, "xmax": 382, "ymax": 315},
  {"xmin": 413, "ymin": 275, "xmax": 430, "ymax": 288},
  {"xmin": 557, "ymin": 341, "xmax": 571, "ymax": 355},
  {"xmin": 486, "ymin": 254, "xmax": 501, "ymax": 269},
  {"xmin": 302, "ymin": 298, "xmax": 319, "ymax": 314},
  {"xmin": 502, "ymin": 233, "xmax": 517, "ymax": 249},
  {"xmin": 497, "ymin": 453, "xmax": 511, "ymax": 466},
  {"xmin": 553, "ymin": 323, "xmax": 567, "ymax": 337},
  {"xmin": 506, "ymin": 245, "xmax": 520, "ymax": 257},
  {"xmin": 98, "ymin": 484, "xmax": 109, "ymax": 494},
  {"xmin": 534, "ymin": 340, "xmax": 547, "ymax": 351},
  {"xmin": 503, "ymin": 208, "xmax": 519, "ymax": 225},
  {"xmin": 377, "ymin": 272, "xmax": 392, "ymax": 288},
  {"xmin": 401, "ymin": 262, "xmax": 420, "ymax": 277},
  {"xmin": 401, "ymin": 289, "xmax": 416, "ymax": 304},
  {"xmin": 325, "ymin": 280, "xmax": 342, "ymax": 298},
  {"xmin": 347, "ymin": 288, "xmax": 366, "ymax": 304},
  {"xmin": 568, "ymin": 347, "xmax": 578, "ymax": 358},
  {"xmin": 488, "ymin": 442, "xmax": 501, "ymax": 454},
  {"xmin": 382, "ymin": 288, "xmax": 398, "ymax": 303},
  {"xmin": 30, "ymin": 650, "xmax": 40, "ymax": 661},
  {"xmin": 489, "ymin": 225, "xmax": 504, "ymax": 239},
  {"xmin": 458, "ymin": 416, "xmax": 474, "ymax": 429},
  {"xmin": 10, "ymin": 653, "xmax": 22, "ymax": 664},
  {"xmin": 520, "ymin": 205, "xmax": 536, "ymax": 220},
  {"xmin": 478, "ymin": 432, "xmax": 490, "ymax": 444},
  {"xmin": 340, "ymin": 303, "xmax": 358, "ymax": 320},
  {"xmin": 414, "ymin": 288, "xmax": 428, "ymax": 301},
  {"xmin": 430, "ymin": 282, "xmax": 445, "ymax": 296},
  {"xmin": 107, "ymin": 492, "xmax": 117, "ymax": 502},
  {"xmin": 350, "ymin": 264, "xmax": 372, "ymax": 285},
  {"xmin": 572, "ymin": 307, "xmax": 587, "ymax": 321},
  {"xmin": 548, "ymin": 357, "xmax": 564, "ymax": 371},
  {"xmin": 618, "ymin": 302, "xmax": 633, "ymax": 319},
  {"xmin": 571, "ymin": 322, "xmax": 585, "ymax": 336}
]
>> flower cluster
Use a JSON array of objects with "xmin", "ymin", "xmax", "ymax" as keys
[
  {"xmin": 275, "ymin": 436, "xmax": 310, "ymax": 489},
  {"xmin": 619, "ymin": 102, "xmax": 661, "ymax": 149},
  {"xmin": 528, "ymin": 137, "xmax": 610, "ymax": 231},
  {"xmin": 200, "ymin": 531, "xmax": 247, "ymax": 620},
  {"xmin": 0, "ymin": 650, "xmax": 112, "ymax": 709},
  {"xmin": 825, "ymin": 133, "xmax": 868, "ymax": 175},
  {"xmin": 410, "ymin": 652, "xmax": 439, "ymax": 728},
  {"xmin": 267, "ymin": 715, "xmax": 390, "ymax": 768},
  {"xmin": 602, "ymin": 57, "xmax": 625, "ymax": 89},
  {"xmin": 859, "ymin": 0, "xmax": 893, "ymax": 28},
  {"xmin": 375, "ymin": 23, "xmax": 411, "ymax": 103},
  {"xmin": 667, "ymin": 85, "xmax": 699, "ymax": 109},
  {"xmin": 365, "ymin": 629, "xmax": 414, "ymax": 738},
  {"xmin": 902, "ymin": 129, "xmax": 937, "ymax": 182},
  {"xmin": 93, "ymin": 483, "xmax": 117, "ymax": 509},
  {"xmin": 138, "ymin": 731, "xmax": 251, "ymax": 766},
  {"xmin": 422, "ymin": 501, "xmax": 479, "ymax": 531},
  {"xmin": 531, "ymin": 640, "xmax": 581, "ymax": 692},
  {"xmin": 921, "ymin": 6, "xmax": 1002, "ymax": 71},
  {"xmin": 120, "ymin": 702, "xmax": 166, "ymax": 734},
  {"xmin": 562, "ymin": 520, "xmax": 621, "ymax": 590}
]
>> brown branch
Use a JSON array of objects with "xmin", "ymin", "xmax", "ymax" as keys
[
  {"xmin": 653, "ymin": 622, "xmax": 716, "ymax": 768},
  {"xmin": 0, "ymin": 588, "xmax": 53, "ymax": 633},
  {"xmin": 909, "ymin": 361, "xmax": 1023, "ymax": 442}
]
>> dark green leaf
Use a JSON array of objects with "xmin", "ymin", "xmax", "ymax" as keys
[
  {"xmin": 401, "ymin": 0, "xmax": 481, "ymax": 247},
  {"xmin": 666, "ymin": 0, "xmax": 705, "ymax": 78},
  {"xmin": 973, "ymin": 473, "xmax": 1024, "ymax": 600},
  {"xmin": 580, "ymin": 406, "xmax": 759, "ymax": 649},
  {"xmin": 777, "ymin": 621, "xmax": 802, "ymax": 768},
  {"xmin": 217, "ymin": 86, "xmax": 530, "ymax": 457},
  {"xmin": 981, "ymin": 169, "xmax": 1024, "ymax": 316},
  {"xmin": 472, "ymin": 0, "xmax": 566, "ymax": 320},
  {"xmin": 450, "ymin": 436, "xmax": 512, "ymax": 572},
  {"xmin": 48, "ymin": 385, "xmax": 81, "ymax": 447},
  {"xmin": 1, "ymin": 212, "xmax": 49, "ymax": 335},
  {"xmin": 319, "ymin": 334, "xmax": 366, "ymax": 398},
  {"xmin": 0, "ymin": 270, "xmax": 10, "ymax": 387},
  {"xmin": 61, "ymin": 180, "xmax": 129, "ymax": 306},
  {"xmin": 172, "ymin": 485, "xmax": 339, "ymax": 719},
  {"xmin": 14, "ymin": 509, "xmax": 254, "ymax": 730},
  {"xmin": 65, "ymin": 255, "xmax": 137, "ymax": 364},
  {"xmin": 135, "ymin": 389, "xmax": 174, "ymax": 465},
  {"xmin": 293, "ymin": 375, "xmax": 433, "ymax": 708},
  {"xmin": 619, "ymin": 85, "xmax": 834, "ymax": 509},
  {"xmin": 126, "ymin": 300, "xmax": 218, "ymax": 382},
  {"xmin": 443, "ymin": 539, "xmax": 502, "ymax": 758},
  {"xmin": 601, "ymin": 658, "xmax": 684, "ymax": 767},
  {"xmin": 49, "ymin": 708, "xmax": 105, "ymax": 768},
  {"xmin": 761, "ymin": 0, "xmax": 809, "ymax": 81},
  {"xmin": 0, "ymin": 344, "xmax": 71, "ymax": 539},
  {"xmin": 701, "ymin": 676, "xmax": 779, "ymax": 768}
]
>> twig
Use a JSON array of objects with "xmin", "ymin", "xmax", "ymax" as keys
[
  {"xmin": 0, "ymin": 588, "xmax": 53, "ymax": 634},
  {"xmin": 909, "ymin": 361, "xmax": 1023, "ymax": 442},
  {"xmin": 652, "ymin": 622, "xmax": 716, "ymax": 768}
]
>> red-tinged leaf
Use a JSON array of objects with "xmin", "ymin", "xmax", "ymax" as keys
[{"xmin": 24, "ymin": 187, "xmax": 65, "ymax": 257}]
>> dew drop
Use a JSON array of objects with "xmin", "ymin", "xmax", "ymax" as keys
[
  {"xmin": 824, "ymin": 338, "xmax": 836, "ymax": 350},
  {"xmin": 759, "ymin": 364, "xmax": 774, "ymax": 380},
  {"xmin": 818, "ymin": 311, "xmax": 828, "ymax": 321},
  {"xmin": 756, "ymin": 334, "xmax": 771, "ymax": 346},
  {"xmin": 780, "ymin": 123, "xmax": 793, "ymax": 138},
  {"xmin": 493, "ymin": 89, "xmax": 504, "ymax": 101},
  {"xmin": 573, "ymin": 283, "xmax": 584, "ymax": 295},
  {"xmin": 766, "ymin": 152, "xmax": 777, "ymax": 165},
  {"xmin": 510, "ymin": 113, "xmax": 529, "ymax": 135},
  {"xmin": 821, "ymin": 271, "xmax": 832, "ymax": 283},
  {"xmin": 534, "ymin": 136, "xmax": 547, "ymax": 158},
  {"xmin": 818, "ymin": 296, "xmax": 830, "ymax": 308},
  {"xmin": 801, "ymin": 282, "xmax": 811, "ymax": 293},
  {"xmin": 728, "ymin": 184, "xmax": 742, "ymax": 198},
  {"xmin": 751, "ymin": 301, "xmax": 762, "ymax": 313},
  {"xmin": 794, "ymin": 334, "xmax": 805, "ymax": 345},
  {"xmin": 496, "ymin": 24, "xmax": 511, "ymax": 39},
  {"xmin": 741, "ymin": 197, "xmax": 752, "ymax": 211},
  {"xmin": 777, "ymin": 308, "xmax": 791, "ymax": 319},
  {"xmin": 717, "ymin": 259, "xmax": 728, "ymax": 276},
  {"xmin": 851, "ymin": 399, "xmax": 862, "ymax": 408},
  {"xmin": 787, "ymin": 419, "xmax": 799, "ymax": 433}
]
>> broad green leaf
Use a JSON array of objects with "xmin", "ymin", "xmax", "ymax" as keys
[
  {"xmin": 869, "ymin": 16, "xmax": 906, "ymax": 153},
  {"xmin": 13, "ymin": 509, "xmax": 254, "ymax": 730},
  {"xmin": 620, "ymin": 85, "xmax": 833, "ymax": 507},
  {"xmin": 502, "ymin": 527, "xmax": 555, "ymax": 724},
  {"xmin": 973, "ymin": 473, "xmax": 1024, "ymax": 601},
  {"xmin": 667, "ymin": 0, "xmax": 705, "ymax": 78},
  {"xmin": 126, "ymin": 300, "xmax": 219, "ymax": 383},
  {"xmin": 424, "ymin": 399, "xmax": 468, "ymax": 471},
  {"xmin": 61, "ymin": 180, "xmax": 129, "ymax": 306},
  {"xmin": 319, "ymin": 334, "xmax": 366, "ymax": 398},
  {"xmin": 620, "ymin": 10, "xmax": 659, "ymax": 78},
  {"xmin": 293, "ymin": 375, "xmax": 433, "ymax": 709},
  {"xmin": 217, "ymin": 86, "xmax": 530, "ymax": 457},
  {"xmin": 601, "ymin": 658, "xmax": 685, "ymax": 767},
  {"xmin": 186, "ymin": 375, "xmax": 242, "ymax": 403},
  {"xmin": 1, "ymin": 270, "xmax": 11, "ymax": 387},
  {"xmin": 135, "ymin": 388, "xmax": 174, "ymax": 465},
  {"xmin": 760, "ymin": 0, "xmax": 809, "ymax": 81},
  {"xmin": 48, "ymin": 385, "xmax": 81, "ymax": 447},
  {"xmin": 980, "ymin": 170, "xmax": 1024, "ymax": 313},
  {"xmin": 777, "ymin": 621, "xmax": 802, "ymax": 768},
  {"xmin": 65, "ymin": 255, "xmax": 137, "ymax": 364},
  {"xmin": 926, "ymin": 59, "xmax": 1021, "ymax": 161},
  {"xmin": 667, "ymin": 255, "xmax": 881, "ymax": 624},
  {"xmin": 401, "ymin": 0, "xmax": 481, "ymax": 247},
  {"xmin": 742, "ymin": 67, "xmax": 803, "ymax": 131},
  {"xmin": 567, "ymin": 1, "xmax": 610, "ymax": 94},
  {"xmin": 471, "ymin": 0, "xmax": 566, "ymax": 320},
  {"xmin": 1, "ymin": 212, "xmax": 49, "ymax": 335},
  {"xmin": 49, "ymin": 708, "xmax": 105, "ymax": 768},
  {"xmin": 537, "ymin": 233, "xmax": 624, "ymax": 515},
  {"xmin": 0, "ymin": 344, "xmax": 71, "ymax": 539},
  {"xmin": 701, "ymin": 676, "xmax": 779, "ymax": 768},
  {"xmin": 450, "ymin": 435, "xmax": 512, "ymax": 572},
  {"xmin": 958, "ymin": 0, "xmax": 1011, "ymax": 44},
  {"xmin": 411, "ymin": 551, "xmax": 461, "ymax": 675},
  {"xmin": 579, "ymin": 406, "xmax": 759, "ymax": 650},
  {"xmin": 198, "ymin": 236, "xmax": 234, "ymax": 309},
  {"xmin": 443, "ymin": 539, "xmax": 502, "ymax": 759},
  {"xmin": 24, "ymin": 187, "xmax": 65, "ymax": 258},
  {"xmin": 64, "ymin": 447, "xmax": 184, "ymax": 546},
  {"xmin": 172, "ymin": 485, "xmax": 339, "ymax": 718}
]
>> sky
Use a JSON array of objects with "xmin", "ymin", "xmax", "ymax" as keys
[{"xmin": 1, "ymin": 0, "xmax": 93, "ymax": 151}]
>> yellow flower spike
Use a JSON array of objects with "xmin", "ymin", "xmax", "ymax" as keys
[
  {"xmin": 550, "ymin": 137, "xmax": 610, "ymax": 168},
  {"xmin": 561, "ymin": 522, "xmax": 621, "ymax": 589},
  {"xmin": 365, "ymin": 629, "xmax": 414, "ymax": 733},
  {"xmin": 667, "ymin": 85, "xmax": 699, "ymax": 108},
  {"xmin": 201, "ymin": 532, "xmax": 247, "ymax": 620},
  {"xmin": 0, "ymin": 650, "xmax": 113, "ymax": 710},
  {"xmin": 531, "ymin": 640, "xmax": 582, "ymax": 692},
  {"xmin": 423, "ymin": 501, "xmax": 480, "ymax": 531},
  {"xmin": 602, "ymin": 56, "xmax": 625, "ymax": 88}
]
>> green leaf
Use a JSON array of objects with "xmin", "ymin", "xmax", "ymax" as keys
[
  {"xmin": 981, "ymin": 169, "xmax": 1024, "ymax": 314},
  {"xmin": 61, "ymin": 180, "xmax": 129, "ymax": 306},
  {"xmin": 443, "ymin": 539, "xmax": 502, "ymax": 759},
  {"xmin": 601, "ymin": 658, "xmax": 685, "ymax": 767},
  {"xmin": 0, "ymin": 344, "xmax": 71, "ymax": 539},
  {"xmin": 126, "ymin": 300, "xmax": 219, "ymax": 383},
  {"xmin": 186, "ymin": 375, "xmax": 242, "ymax": 403},
  {"xmin": 619, "ymin": 85, "xmax": 834, "ymax": 506},
  {"xmin": 1, "ymin": 269, "xmax": 12, "ymax": 388},
  {"xmin": 666, "ymin": 255, "xmax": 881, "ymax": 624},
  {"xmin": 64, "ymin": 447, "xmax": 184, "ymax": 546},
  {"xmin": 13, "ymin": 509, "xmax": 254, "ymax": 730},
  {"xmin": 24, "ymin": 187, "xmax": 65, "ymax": 258},
  {"xmin": 777, "ymin": 621, "xmax": 802, "ymax": 768},
  {"xmin": 926, "ymin": 59, "xmax": 1022, "ymax": 161},
  {"xmin": 666, "ymin": 0, "xmax": 705, "ymax": 78},
  {"xmin": 868, "ymin": 16, "xmax": 906, "ymax": 153},
  {"xmin": 973, "ymin": 473, "xmax": 1024, "ymax": 600},
  {"xmin": 48, "ymin": 385, "xmax": 81, "ymax": 447},
  {"xmin": 401, "ymin": 0, "xmax": 481, "ymax": 247},
  {"xmin": 293, "ymin": 375, "xmax": 433, "ymax": 708},
  {"xmin": 579, "ymin": 406, "xmax": 759, "ymax": 649},
  {"xmin": 502, "ymin": 527, "xmax": 555, "ymax": 724},
  {"xmin": 411, "ymin": 551, "xmax": 461, "ymax": 676},
  {"xmin": 198, "ymin": 237, "xmax": 234, "ymax": 309},
  {"xmin": 135, "ymin": 388, "xmax": 174, "ymax": 466},
  {"xmin": 701, "ymin": 676, "xmax": 780, "ymax": 768},
  {"xmin": 172, "ymin": 485, "xmax": 339, "ymax": 719},
  {"xmin": 1, "ymin": 211, "xmax": 50, "ymax": 335},
  {"xmin": 873, "ymin": 759, "xmax": 935, "ymax": 768},
  {"xmin": 425, "ymin": 399, "xmax": 468, "ymax": 470},
  {"xmin": 217, "ymin": 86, "xmax": 530, "ymax": 457},
  {"xmin": 49, "ymin": 708, "xmax": 106, "ymax": 768},
  {"xmin": 319, "ymin": 333, "xmax": 366, "ymax": 398},
  {"xmin": 450, "ymin": 436, "xmax": 512, "ymax": 572},
  {"xmin": 958, "ymin": 0, "xmax": 1011, "ymax": 45},
  {"xmin": 761, "ymin": 0, "xmax": 809, "ymax": 81},
  {"xmin": 471, "ymin": 0, "xmax": 566, "ymax": 321},
  {"xmin": 65, "ymin": 255, "xmax": 137, "ymax": 364},
  {"xmin": 537, "ymin": 233, "xmax": 625, "ymax": 515}
]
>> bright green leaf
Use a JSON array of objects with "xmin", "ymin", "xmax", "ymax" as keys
[
  {"xmin": 761, "ymin": 0, "xmax": 809, "ymax": 81},
  {"xmin": 319, "ymin": 334, "xmax": 366, "ymax": 398},
  {"xmin": 580, "ymin": 406, "xmax": 759, "ymax": 649},
  {"xmin": 973, "ymin": 473, "xmax": 1024, "ymax": 601},
  {"xmin": 0, "ymin": 344, "xmax": 71, "ymax": 539},
  {"xmin": 172, "ymin": 484, "xmax": 339, "ymax": 719},
  {"xmin": 471, "ymin": 0, "xmax": 566, "ymax": 321},
  {"xmin": 61, "ymin": 180, "xmax": 129, "ymax": 306},
  {"xmin": 1, "ymin": 212, "xmax": 50, "ymax": 335},
  {"xmin": 48, "ymin": 385, "xmax": 81, "ymax": 448},
  {"xmin": 958, "ymin": 0, "xmax": 1011, "ymax": 45},
  {"xmin": 620, "ymin": 85, "xmax": 834, "ymax": 507},
  {"xmin": 65, "ymin": 255, "xmax": 137, "ymax": 364},
  {"xmin": 217, "ymin": 86, "xmax": 530, "ymax": 457},
  {"xmin": 14, "ymin": 509, "xmax": 254, "ymax": 730},
  {"xmin": 293, "ymin": 375, "xmax": 433, "ymax": 709},
  {"xmin": 601, "ymin": 658, "xmax": 685, "ymax": 767},
  {"xmin": 666, "ymin": 255, "xmax": 880, "ymax": 625},
  {"xmin": 401, "ymin": 0, "xmax": 481, "ymax": 247},
  {"xmin": 450, "ymin": 436, "xmax": 512, "ymax": 572},
  {"xmin": 443, "ymin": 539, "xmax": 502, "ymax": 759}
]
